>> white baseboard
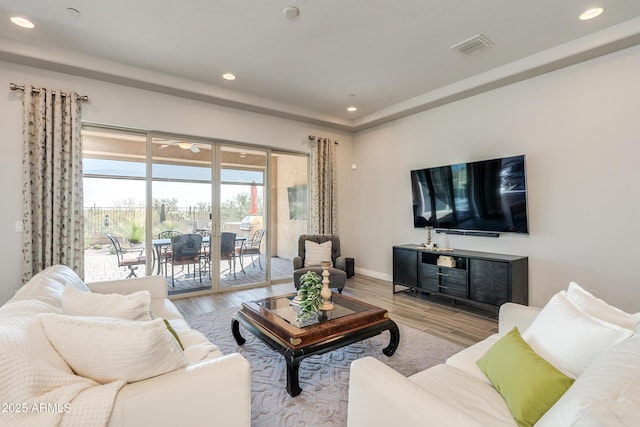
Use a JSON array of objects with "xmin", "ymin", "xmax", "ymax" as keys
[{"xmin": 353, "ymin": 267, "xmax": 392, "ymax": 282}]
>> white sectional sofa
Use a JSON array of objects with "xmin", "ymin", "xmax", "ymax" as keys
[
  {"xmin": 0, "ymin": 265, "xmax": 251, "ymax": 427},
  {"xmin": 348, "ymin": 283, "xmax": 640, "ymax": 427}
]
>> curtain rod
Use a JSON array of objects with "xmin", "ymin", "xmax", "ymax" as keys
[
  {"xmin": 9, "ymin": 83, "xmax": 89, "ymax": 102},
  {"xmin": 308, "ymin": 135, "xmax": 338, "ymax": 144}
]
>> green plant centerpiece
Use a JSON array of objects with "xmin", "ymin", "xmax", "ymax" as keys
[{"xmin": 296, "ymin": 271, "xmax": 323, "ymax": 323}]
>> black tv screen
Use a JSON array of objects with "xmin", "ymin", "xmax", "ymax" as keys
[{"xmin": 411, "ymin": 155, "xmax": 528, "ymax": 234}]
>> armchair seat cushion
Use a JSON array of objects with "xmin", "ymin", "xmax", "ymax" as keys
[{"xmin": 293, "ymin": 266, "xmax": 346, "ymax": 290}]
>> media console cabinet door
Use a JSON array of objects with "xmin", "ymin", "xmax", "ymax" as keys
[
  {"xmin": 392, "ymin": 247, "xmax": 418, "ymax": 287},
  {"xmin": 468, "ymin": 259, "xmax": 510, "ymax": 306}
]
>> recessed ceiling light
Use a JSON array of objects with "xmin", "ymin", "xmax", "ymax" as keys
[
  {"xmin": 347, "ymin": 106, "xmax": 358, "ymax": 112},
  {"xmin": 10, "ymin": 16, "xmax": 35, "ymax": 29},
  {"xmin": 222, "ymin": 73, "xmax": 236, "ymax": 81},
  {"xmin": 579, "ymin": 7, "xmax": 604, "ymax": 20}
]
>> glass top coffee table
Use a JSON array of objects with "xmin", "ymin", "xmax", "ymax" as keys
[{"xmin": 231, "ymin": 292, "xmax": 400, "ymax": 397}]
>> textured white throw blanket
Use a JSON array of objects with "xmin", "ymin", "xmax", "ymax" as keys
[{"xmin": 0, "ymin": 300, "xmax": 124, "ymax": 427}]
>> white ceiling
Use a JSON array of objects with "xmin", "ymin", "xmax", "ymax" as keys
[{"xmin": 1, "ymin": 1, "xmax": 640, "ymax": 131}]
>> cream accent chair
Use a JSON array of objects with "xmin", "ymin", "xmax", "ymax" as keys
[{"xmin": 293, "ymin": 234, "xmax": 348, "ymax": 293}]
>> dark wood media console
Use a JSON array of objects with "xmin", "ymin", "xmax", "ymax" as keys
[{"xmin": 392, "ymin": 244, "xmax": 528, "ymax": 314}]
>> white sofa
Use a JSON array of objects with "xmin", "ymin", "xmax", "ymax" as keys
[
  {"xmin": 0, "ymin": 265, "xmax": 251, "ymax": 427},
  {"xmin": 348, "ymin": 284, "xmax": 640, "ymax": 427}
]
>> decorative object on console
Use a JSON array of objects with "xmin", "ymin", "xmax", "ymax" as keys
[
  {"xmin": 438, "ymin": 231, "xmax": 449, "ymax": 250},
  {"xmin": 425, "ymin": 226, "xmax": 434, "ymax": 249},
  {"xmin": 437, "ymin": 255, "xmax": 456, "ymax": 268},
  {"xmin": 319, "ymin": 261, "xmax": 335, "ymax": 310}
]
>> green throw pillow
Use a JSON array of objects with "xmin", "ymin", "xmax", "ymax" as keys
[
  {"xmin": 163, "ymin": 319, "xmax": 185, "ymax": 350},
  {"xmin": 477, "ymin": 327, "xmax": 575, "ymax": 427}
]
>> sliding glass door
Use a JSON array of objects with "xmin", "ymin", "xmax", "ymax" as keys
[
  {"xmin": 82, "ymin": 128, "xmax": 149, "ymax": 283},
  {"xmin": 150, "ymin": 136, "xmax": 213, "ymax": 295},
  {"xmin": 82, "ymin": 125, "xmax": 307, "ymax": 294},
  {"xmin": 218, "ymin": 146, "xmax": 267, "ymax": 289}
]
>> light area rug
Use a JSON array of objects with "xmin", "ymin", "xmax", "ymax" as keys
[{"xmin": 184, "ymin": 307, "xmax": 464, "ymax": 427}]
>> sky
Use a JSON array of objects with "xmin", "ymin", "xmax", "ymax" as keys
[
  {"xmin": 83, "ymin": 178, "xmax": 258, "ymax": 208},
  {"xmin": 83, "ymin": 159, "xmax": 263, "ymax": 208}
]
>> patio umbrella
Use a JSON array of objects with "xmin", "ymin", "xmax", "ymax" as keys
[{"xmin": 250, "ymin": 183, "xmax": 258, "ymax": 215}]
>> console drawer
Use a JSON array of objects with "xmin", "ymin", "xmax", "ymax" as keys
[
  {"xmin": 438, "ymin": 269, "xmax": 467, "ymax": 298},
  {"xmin": 419, "ymin": 264, "xmax": 439, "ymax": 291},
  {"xmin": 437, "ymin": 268, "xmax": 466, "ymax": 284}
]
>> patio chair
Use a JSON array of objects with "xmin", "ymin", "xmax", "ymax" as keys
[
  {"xmin": 193, "ymin": 229, "xmax": 211, "ymax": 278},
  {"xmin": 240, "ymin": 228, "xmax": 265, "ymax": 270},
  {"xmin": 156, "ymin": 230, "xmax": 182, "ymax": 276},
  {"xmin": 168, "ymin": 233, "xmax": 202, "ymax": 287},
  {"xmin": 106, "ymin": 233, "xmax": 146, "ymax": 279},
  {"xmin": 221, "ymin": 232, "xmax": 242, "ymax": 279}
]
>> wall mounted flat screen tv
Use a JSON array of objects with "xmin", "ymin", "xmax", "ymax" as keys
[{"xmin": 411, "ymin": 155, "xmax": 528, "ymax": 234}]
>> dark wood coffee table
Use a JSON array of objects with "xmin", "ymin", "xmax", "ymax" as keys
[{"xmin": 231, "ymin": 292, "xmax": 400, "ymax": 397}]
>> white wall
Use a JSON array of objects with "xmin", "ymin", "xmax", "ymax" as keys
[
  {"xmin": 0, "ymin": 60, "xmax": 354, "ymax": 304},
  {"xmin": 3, "ymin": 45, "xmax": 639, "ymax": 312},
  {"xmin": 351, "ymin": 44, "xmax": 640, "ymax": 312}
]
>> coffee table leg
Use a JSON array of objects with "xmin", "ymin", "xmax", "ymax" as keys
[
  {"xmin": 286, "ymin": 358, "xmax": 303, "ymax": 397},
  {"xmin": 231, "ymin": 317, "xmax": 246, "ymax": 345},
  {"xmin": 383, "ymin": 320, "xmax": 400, "ymax": 356}
]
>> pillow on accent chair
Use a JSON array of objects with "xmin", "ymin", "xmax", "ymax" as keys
[
  {"xmin": 39, "ymin": 314, "xmax": 186, "ymax": 384},
  {"xmin": 62, "ymin": 286, "xmax": 153, "ymax": 321},
  {"xmin": 304, "ymin": 240, "xmax": 332, "ymax": 267},
  {"xmin": 522, "ymin": 291, "xmax": 634, "ymax": 378},
  {"xmin": 477, "ymin": 327, "xmax": 575, "ymax": 427}
]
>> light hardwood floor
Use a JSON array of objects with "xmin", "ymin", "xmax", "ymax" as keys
[{"xmin": 173, "ymin": 274, "xmax": 498, "ymax": 348}]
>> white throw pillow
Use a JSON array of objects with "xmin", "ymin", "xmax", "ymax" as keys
[
  {"xmin": 567, "ymin": 282, "xmax": 640, "ymax": 330},
  {"xmin": 39, "ymin": 314, "xmax": 186, "ymax": 384},
  {"xmin": 62, "ymin": 286, "xmax": 153, "ymax": 321},
  {"xmin": 536, "ymin": 335, "xmax": 640, "ymax": 427},
  {"xmin": 522, "ymin": 291, "xmax": 634, "ymax": 379},
  {"xmin": 304, "ymin": 240, "xmax": 332, "ymax": 267}
]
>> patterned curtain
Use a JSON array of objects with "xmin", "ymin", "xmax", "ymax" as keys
[
  {"xmin": 21, "ymin": 85, "xmax": 84, "ymax": 282},
  {"xmin": 309, "ymin": 137, "xmax": 337, "ymax": 234}
]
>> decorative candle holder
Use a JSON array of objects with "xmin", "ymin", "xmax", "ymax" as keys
[
  {"xmin": 425, "ymin": 226, "xmax": 434, "ymax": 249},
  {"xmin": 319, "ymin": 261, "xmax": 334, "ymax": 311}
]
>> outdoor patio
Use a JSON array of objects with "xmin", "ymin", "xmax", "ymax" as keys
[{"xmin": 84, "ymin": 247, "xmax": 294, "ymax": 295}]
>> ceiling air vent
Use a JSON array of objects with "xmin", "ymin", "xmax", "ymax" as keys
[{"xmin": 451, "ymin": 34, "xmax": 493, "ymax": 55}]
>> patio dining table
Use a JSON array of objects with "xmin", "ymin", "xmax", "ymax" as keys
[{"xmin": 151, "ymin": 236, "xmax": 246, "ymax": 275}]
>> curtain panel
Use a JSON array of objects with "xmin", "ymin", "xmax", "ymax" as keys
[
  {"xmin": 21, "ymin": 85, "xmax": 84, "ymax": 282},
  {"xmin": 309, "ymin": 137, "xmax": 337, "ymax": 234}
]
